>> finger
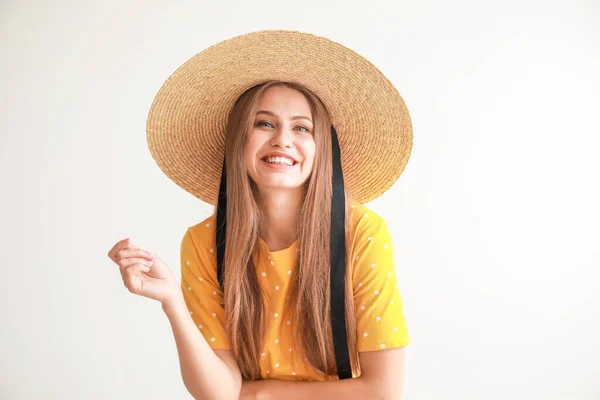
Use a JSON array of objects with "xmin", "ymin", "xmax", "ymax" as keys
[
  {"xmin": 108, "ymin": 238, "xmax": 131, "ymax": 261},
  {"xmin": 118, "ymin": 257, "xmax": 154, "ymax": 273},
  {"xmin": 116, "ymin": 248, "xmax": 154, "ymax": 263},
  {"xmin": 127, "ymin": 262, "xmax": 151, "ymax": 275},
  {"xmin": 123, "ymin": 263, "xmax": 151, "ymax": 294}
]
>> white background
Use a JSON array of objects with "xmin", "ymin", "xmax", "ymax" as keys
[{"xmin": 1, "ymin": 0, "xmax": 598, "ymax": 399}]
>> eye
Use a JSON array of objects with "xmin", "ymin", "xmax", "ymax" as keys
[
  {"xmin": 257, "ymin": 120, "xmax": 274, "ymax": 128},
  {"xmin": 257, "ymin": 120, "xmax": 311, "ymax": 133}
]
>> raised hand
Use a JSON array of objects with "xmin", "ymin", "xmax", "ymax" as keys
[{"xmin": 107, "ymin": 238, "xmax": 181, "ymax": 305}]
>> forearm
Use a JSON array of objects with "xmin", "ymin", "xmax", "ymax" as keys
[
  {"xmin": 162, "ymin": 296, "xmax": 239, "ymax": 400},
  {"xmin": 257, "ymin": 376, "xmax": 399, "ymax": 400}
]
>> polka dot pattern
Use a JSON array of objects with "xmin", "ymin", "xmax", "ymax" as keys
[
  {"xmin": 179, "ymin": 201, "xmax": 411, "ymax": 382},
  {"xmin": 352, "ymin": 206, "xmax": 411, "ymax": 353}
]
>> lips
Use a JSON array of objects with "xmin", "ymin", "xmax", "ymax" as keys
[
  {"xmin": 262, "ymin": 156, "xmax": 298, "ymax": 167},
  {"xmin": 260, "ymin": 152, "xmax": 299, "ymax": 164}
]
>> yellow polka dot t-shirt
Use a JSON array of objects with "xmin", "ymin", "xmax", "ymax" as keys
[{"xmin": 180, "ymin": 200, "xmax": 411, "ymax": 381}]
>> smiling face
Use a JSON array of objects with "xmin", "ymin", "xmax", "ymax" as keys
[{"xmin": 245, "ymin": 85, "xmax": 316, "ymax": 193}]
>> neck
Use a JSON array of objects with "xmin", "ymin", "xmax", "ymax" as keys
[{"xmin": 256, "ymin": 186, "xmax": 305, "ymax": 251}]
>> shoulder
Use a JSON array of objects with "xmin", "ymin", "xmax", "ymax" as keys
[
  {"xmin": 182, "ymin": 214, "xmax": 217, "ymax": 252},
  {"xmin": 347, "ymin": 200, "xmax": 397, "ymax": 285},
  {"xmin": 180, "ymin": 214, "xmax": 219, "ymax": 277},
  {"xmin": 348, "ymin": 199, "xmax": 390, "ymax": 242}
]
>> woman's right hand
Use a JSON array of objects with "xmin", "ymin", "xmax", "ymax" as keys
[{"xmin": 107, "ymin": 238, "xmax": 181, "ymax": 305}]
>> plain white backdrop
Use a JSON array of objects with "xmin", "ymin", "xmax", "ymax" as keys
[{"xmin": 1, "ymin": 0, "xmax": 598, "ymax": 399}]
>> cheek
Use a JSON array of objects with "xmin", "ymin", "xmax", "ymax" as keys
[
  {"xmin": 305, "ymin": 142, "xmax": 317, "ymax": 167},
  {"xmin": 244, "ymin": 135, "xmax": 261, "ymax": 163}
]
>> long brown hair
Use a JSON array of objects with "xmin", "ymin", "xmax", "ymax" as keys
[{"xmin": 219, "ymin": 80, "xmax": 359, "ymax": 380}]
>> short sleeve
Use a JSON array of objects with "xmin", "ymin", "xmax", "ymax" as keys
[
  {"xmin": 180, "ymin": 224, "xmax": 231, "ymax": 349},
  {"xmin": 352, "ymin": 217, "xmax": 411, "ymax": 351}
]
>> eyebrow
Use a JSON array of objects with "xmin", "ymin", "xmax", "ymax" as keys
[{"xmin": 256, "ymin": 110, "xmax": 313, "ymax": 124}]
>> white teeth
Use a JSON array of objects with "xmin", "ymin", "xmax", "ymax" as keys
[{"xmin": 264, "ymin": 156, "xmax": 295, "ymax": 166}]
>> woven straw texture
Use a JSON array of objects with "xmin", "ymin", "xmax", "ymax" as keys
[{"xmin": 147, "ymin": 30, "xmax": 413, "ymax": 205}]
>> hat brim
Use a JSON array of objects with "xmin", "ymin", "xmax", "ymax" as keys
[{"xmin": 147, "ymin": 30, "xmax": 412, "ymax": 205}]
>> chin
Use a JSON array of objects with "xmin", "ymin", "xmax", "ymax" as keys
[
  {"xmin": 256, "ymin": 180, "xmax": 308, "ymax": 190},
  {"xmin": 263, "ymin": 182, "xmax": 304, "ymax": 190}
]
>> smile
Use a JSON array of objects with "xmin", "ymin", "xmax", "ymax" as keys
[{"xmin": 262, "ymin": 156, "xmax": 297, "ymax": 166}]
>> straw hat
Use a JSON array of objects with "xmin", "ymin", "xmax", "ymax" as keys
[{"xmin": 146, "ymin": 29, "xmax": 413, "ymax": 205}]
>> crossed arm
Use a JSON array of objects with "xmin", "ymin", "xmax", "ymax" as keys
[{"xmin": 238, "ymin": 347, "xmax": 407, "ymax": 400}]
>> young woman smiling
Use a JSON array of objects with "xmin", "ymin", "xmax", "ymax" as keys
[{"xmin": 108, "ymin": 30, "xmax": 413, "ymax": 400}]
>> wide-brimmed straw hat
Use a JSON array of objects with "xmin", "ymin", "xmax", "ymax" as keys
[{"xmin": 146, "ymin": 29, "xmax": 413, "ymax": 205}]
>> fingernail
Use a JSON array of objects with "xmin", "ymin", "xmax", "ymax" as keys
[
  {"xmin": 146, "ymin": 251, "xmax": 153, "ymax": 257},
  {"xmin": 146, "ymin": 260, "xmax": 153, "ymax": 266}
]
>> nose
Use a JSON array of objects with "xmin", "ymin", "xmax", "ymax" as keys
[{"xmin": 270, "ymin": 126, "xmax": 294, "ymax": 148}]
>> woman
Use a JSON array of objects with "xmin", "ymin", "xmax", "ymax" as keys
[{"xmin": 108, "ymin": 31, "xmax": 413, "ymax": 400}]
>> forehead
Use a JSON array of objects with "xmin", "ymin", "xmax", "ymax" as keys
[{"xmin": 257, "ymin": 86, "xmax": 312, "ymax": 116}]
